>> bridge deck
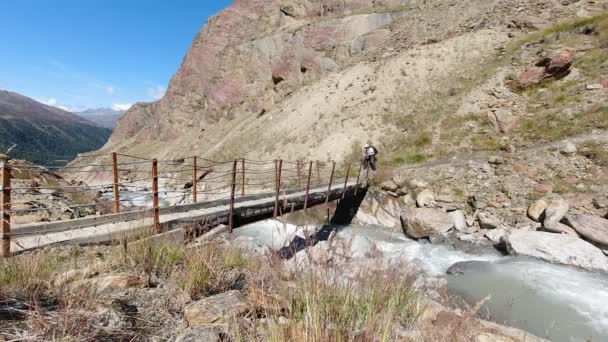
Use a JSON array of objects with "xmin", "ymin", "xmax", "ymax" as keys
[{"xmin": 10, "ymin": 180, "xmax": 362, "ymax": 253}]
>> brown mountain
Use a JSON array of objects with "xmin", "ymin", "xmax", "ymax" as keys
[
  {"xmin": 100, "ymin": 0, "xmax": 606, "ymax": 163},
  {"xmin": 0, "ymin": 90, "xmax": 112, "ymax": 165}
]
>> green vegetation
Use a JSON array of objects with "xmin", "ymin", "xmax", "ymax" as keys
[
  {"xmin": 0, "ymin": 118, "xmax": 111, "ymax": 166},
  {"xmin": 269, "ymin": 272, "xmax": 421, "ymax": 341},
  {"xmin": 176, "ymin": 243, "xmax": 248, "ymax": 299},
  {"xmin": 519, "ymin": 12, "xmax": 608, "ymax": 45},
  {"xmin": 579, "ymin": 141, "xmax": 608, "ymax": 166},
  {"xmin": 471, "ymin": 135, "xmax": 501, "ymax": 151},
  {"xmin": 0, "ymin": 252, "xmax": 68, "ymax": 295},
  {"xmin": 575, "ymin": 48, "xmax": 608, "ymax": 78},
  {"xmin": 515, "ymin": 106, "xmax": 608, "ymax": 143}
]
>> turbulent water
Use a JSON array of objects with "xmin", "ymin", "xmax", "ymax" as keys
[{"xmin": 235, "ymin": 220, "xmax": 608, "ymax": 341}]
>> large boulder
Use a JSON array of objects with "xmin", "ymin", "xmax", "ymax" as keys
[
  {"xmin": 528, "ymin": 198, "xmax": 548, "ymax": 222},
  {"xmin": 416, "ymin": 189, "xmax": 436, "ymax": 208},
  {"xmin": 380, "ymin": 180, "xmax": 400, "ymax": 193},
  {"xmin": 540, "ymin": 48, "xmax": 576, "ymax": 77},
  {"xmin": 448, "ymin": 210, "xmax": 467, "ymax": 231},
  {"xmin": 506, "ymin": 231, "xmax": 608, "ymax": 272},
  {"xmin": 487, "ymin": 109, "xmax": 518, "ymax": 133},
  {"xmin": 478, "ymin": 212, "xmax": 501, "ymax": 230},
  {"xmin": 569, "ymin": 214, "xmax": 608, "ymax": 247},
  {"xmin": 400, "ymin": 208, "xmax": 453, "ymax": 239},
  {"xmin": 185, "ymin": 290, "xmax": 249, "ymax": 326},
  {"xmin": 510, "ymin": 66, "xmax": 546, "ymax": 90},
  {"xmin": 543, "ymin": 197, "xmax": 576, "ymax": 235},
  {"xmin": 510, "ymin": 47, "xmax": 576, "ymax": 90}
]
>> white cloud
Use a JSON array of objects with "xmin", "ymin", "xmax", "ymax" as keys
[
  {"xmin": 105, "ymin": 86, "xmax": 116, "ymax": 95},
  {"xmin": 44, "ymin": 98, "xmax": 58, "ymax": 106},
  {"xmin": 112, "ymin": 103, "xmax": 133, "ymax": 111},
  {"xmin": 146, "ymin": 85, "xmax": 165, "ymax": 100},
  {"xmin": 36, "ymin": 98, "xmax": 85, "ymax": 112}
]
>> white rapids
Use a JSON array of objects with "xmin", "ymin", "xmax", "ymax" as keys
[{"xmin": 235, "ymin": 220, "xmax": 608, "ymax": 341}]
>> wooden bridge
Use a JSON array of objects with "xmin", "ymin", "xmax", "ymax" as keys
[{"xmin": 0, "ymin": 154, "xmax": 369, "ymax": 256}]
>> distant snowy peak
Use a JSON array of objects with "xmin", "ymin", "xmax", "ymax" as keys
[{"xmin": 76, "ymin": 108, "xmax": 124, "ymax": 128}]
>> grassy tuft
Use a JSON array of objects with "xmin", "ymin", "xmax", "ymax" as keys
[
  {"xmin": 175, "ymin": 243, "xmax": 248, "ymax": 299},
  {"xmin": 244, "ymin": 265, "xmax": 422, "ymax": 341},
  {"xmin": 519, "ymin": 12, "xmax": 608, "ymax": 45},
  {"xmin": 579, "ymin": 141, "xmax": 608, "ymax": 166},
  {"xmin": 0, "ymin": 252, "xmax": 68, "ymax": 296}
]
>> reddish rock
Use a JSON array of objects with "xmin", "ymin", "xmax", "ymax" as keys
[
  {"xmin": 600, "ymin": 78, "xmax": 608, "ymax": 89},
  {"xmin": 510, "ymin": 48, "xmax": 576, "ymax": 90},
  {"xmin": 538, "ymin": 48, "xmax": 576, "ymax": 76},
  {"xmin": 534, "ymin": 183, "xmax": 553, "ymax": 194},
  {"xmin": 511, "ymin": 66, "xmax": 546, "ymax": 90},
  {"xmin": 566, "ymin": 192, "xmax": 594, "ymax": 210},
  {"xmin": 563, "ymin": 175, "xmax": 578, "ymax": 185}
]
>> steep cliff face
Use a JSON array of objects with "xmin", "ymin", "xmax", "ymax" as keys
[
  {"xmin": 111, "ymin": 0, "xmax": 405, "ymax": 144},
  {"xmin": 105, "ymin": 0, "xmax": 606, "ymax": 161}
]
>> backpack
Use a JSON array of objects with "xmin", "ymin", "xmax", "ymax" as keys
[{"xmin": 371, "ymin": 145, "xmax": 379, "ymax": 155}]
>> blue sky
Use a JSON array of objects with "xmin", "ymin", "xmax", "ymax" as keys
[{"xmin": 0, "ymin": 0, "xmax": 232, "ymax": 112}]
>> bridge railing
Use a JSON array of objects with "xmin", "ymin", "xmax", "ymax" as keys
[{"xmin": 0, "ymin": 151, "xmax": 368, "ymax": 257}]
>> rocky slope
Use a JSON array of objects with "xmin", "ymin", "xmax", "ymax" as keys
[
  {"xmin": 99, "ymin": 0, "xmax": 607, "ymax": 163},
  {"xmin": 0, "ymin": 90, "xmax": 112, "ymax": 165}
]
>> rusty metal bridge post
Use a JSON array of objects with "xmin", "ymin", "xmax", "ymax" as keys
[
  {"xmin": 316, "ymin": 160, "xmax": 321, "ymax": 185},
  {"xmin": 304, "ymin": 161, "xmax": 313, "ymax": 210},
  {"xmin": 112, "ymin": 152, "xmax": 120, "ymax": 213},
  {"xmin": 325, "ymin": 161, "xmax": 336, "ymax": 207},
  {"xmin": 152, "ymin": 159, "xmax": 160, "ymax": 234},
  {"xmin": 297, "ymin": 160, "xmax": 302, "ymax": 189},
  {"xmin": 229, "ymin": 160, "xmax": 238, "ymax": 233},
  {"xmin": 354, "ymin": 161, "xmax": 363, "ymax": 196},
  {"xmin": 274, "ymin": 159, "xmax": 283, "ymax": 217},
  {"xmin": 1, "ymin": 160, "xmax": 11, "ymax": 257},
  {"xmin": 241, "ymin": 159, "xmax": 245, "ymax": 197},
  {"xmin": 342, "ymin": 162, "xmax": 351, "ymax": 199},
  {"xmin": 192, "ymin": 156, "xmax": 198, "ymax": 203}
]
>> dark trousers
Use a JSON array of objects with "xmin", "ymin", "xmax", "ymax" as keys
[{"xmin": 363, "ymin": 155, "xmax": 377, "ymax": 171}]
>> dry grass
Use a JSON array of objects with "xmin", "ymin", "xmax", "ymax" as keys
[
  {"xmin": 579, "ymin": 141, "xmax": 608, "ymax": 166},
  {"xmin": 518, "ymin": 12, "xmax": 608, "ymax": 46}
]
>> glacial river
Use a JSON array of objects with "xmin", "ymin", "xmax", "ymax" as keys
[{"xmin": 234, "ymin": 220, "xmax": 608, "ymax": 342}]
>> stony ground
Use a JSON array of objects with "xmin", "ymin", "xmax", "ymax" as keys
[{"xmin": 0, "ymin": 228, "xmax": 544, "ymax": 341}]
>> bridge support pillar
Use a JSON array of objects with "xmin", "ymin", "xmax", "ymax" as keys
[{"xmin": 330, "ymin": 187, "xmax": 368, "ymax": 225}]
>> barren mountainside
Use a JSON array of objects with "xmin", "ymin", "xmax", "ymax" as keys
[{"xmin": 103, "ymin": 0, "xmax": 607, "ymax": 164}]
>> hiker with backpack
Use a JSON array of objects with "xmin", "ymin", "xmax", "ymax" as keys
[{"xmin": 362, "ymin": 143, "xmax": 378, "ymax": 176}]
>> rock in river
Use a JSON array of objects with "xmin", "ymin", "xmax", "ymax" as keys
[
  {"xmin": 506, "ymin": 231, "xmax": 608, "ymax": 272},
  {"xmin": 569, "ymin": 214, "xmax": 608, "ymax": 247},
  {"xmin": 400, "ymin": 208, "xmax": 453, "ymax": 239}
]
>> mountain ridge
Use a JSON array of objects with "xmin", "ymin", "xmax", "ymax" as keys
[
  {"xmin": 76, "ymin": 107, "xmax": 124, "ymax": 128},
  {"xmin": 0, "ymin": 90, "xmax": 112, "ymax": 165}
]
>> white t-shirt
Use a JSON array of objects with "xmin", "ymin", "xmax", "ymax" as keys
[{"xmin": 366, "ymin": 146, "xmax": 375, "ymax": 157}]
